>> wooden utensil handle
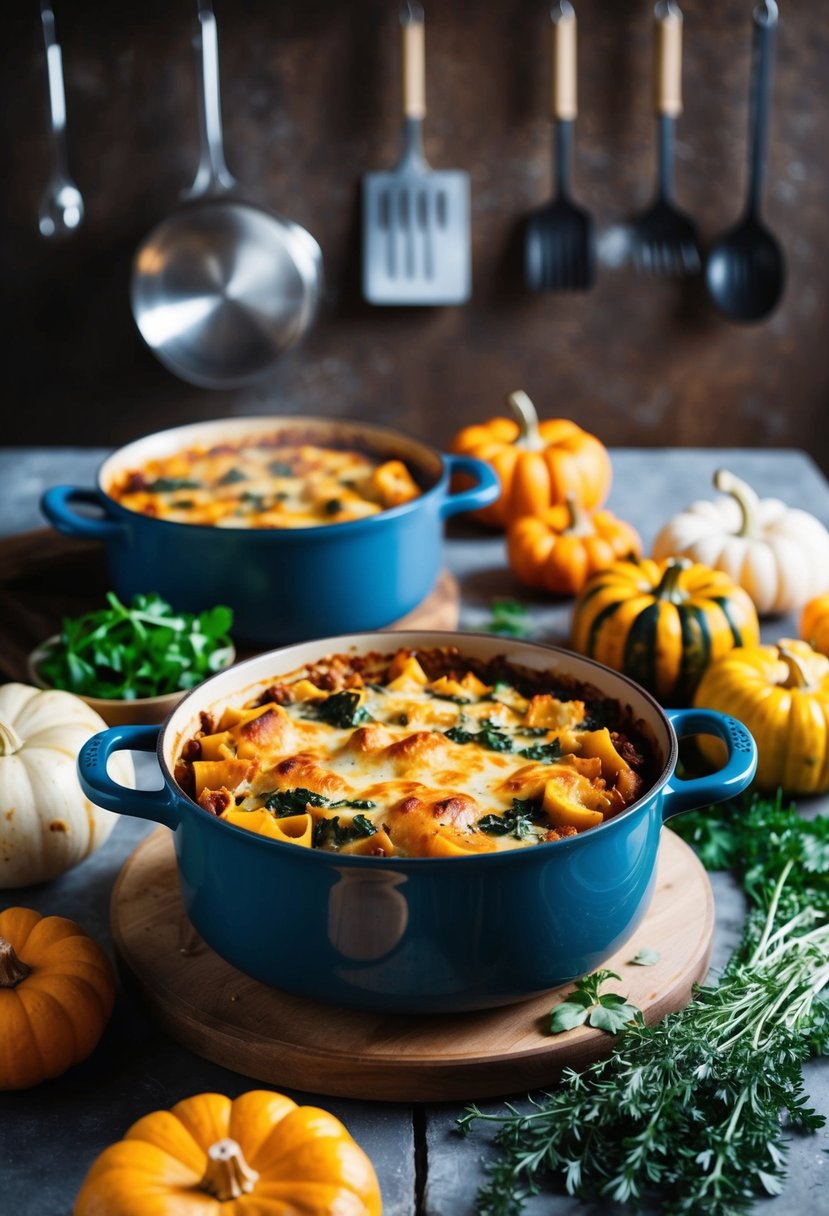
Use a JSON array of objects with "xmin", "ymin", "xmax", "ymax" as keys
[
  {"xmin": 653, "ymin": 1, "xmax": 683, "ymax": 117},
  {"xmin": 402, "ymin": 4, "xmax": 426, "ymax": 120},
  {"xmin": 551, "ymin": 2, "xmax": 577, "ymax": 122}
]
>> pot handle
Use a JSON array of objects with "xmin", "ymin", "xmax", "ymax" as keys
[
  {"xmin": 439, "ymin": 455, "xmax": 501, "ymax": 519},
  {"xmin": 41, "ymin": 485, "xmax": 126, "ymax": 541},
  {"xmin": 661, "ymin": 709, "xmax": 757, "ymax": 820},
  {"xmin": 77, "ymin": 725, "xmax": 180, "ymax": 830}
]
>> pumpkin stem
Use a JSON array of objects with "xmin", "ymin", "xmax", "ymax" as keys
[
  {"xmin": 0, "ymin": 937, "xmax": 32, "ymax": 988},
  {"xmin": 507, "ymin": 390, "xmax": 544, "ymax": 452},
  {"xmin": 778, "ymin": 644, "xmax": 817, "ymax": 691},
  {"xmin": 714, "ymin": 469, "xmax": 761, "ymax": 540},
  {"xmin": 0, "ymin": 718, "xmax": 24, "ymax": 757},
  {"xmin": 562, "ymin": 493, "xmax": 595, "ymax": 537},
  {"xmin": 654, "ymin": 557, "xmax": 692, "ymax": 603},
  {"xmin": 200, "ymin": 1138, "xmax": 259, "ymax": 1202}
]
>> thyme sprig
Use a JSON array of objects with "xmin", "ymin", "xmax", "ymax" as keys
[{"xmin": 458, "ymin": 793, "xmax": 829, "ymax": 1215}]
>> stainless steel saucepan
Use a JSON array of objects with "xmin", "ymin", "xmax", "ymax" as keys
[{"xmin": 130, "ymin": 0, "xmax": 323, "ymax": 388}]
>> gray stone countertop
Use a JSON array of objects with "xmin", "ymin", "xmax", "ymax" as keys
[{"xmin": 0, "ymin": 446, "xmax": 827, "ymax": 1215}]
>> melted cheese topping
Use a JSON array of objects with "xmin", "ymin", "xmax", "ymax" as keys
[
  {"xmin": 180, "ymin": 651, "xmax": 649, "ymax": 857},
  {"xmin": 107, "ymin": 439, "xmax": 421, "ymax": 528}
]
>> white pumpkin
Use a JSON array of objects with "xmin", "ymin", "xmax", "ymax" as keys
[
  {"xmin": 0, "ymin": 683, "xmax": 134, "ymax": 888},
  {"xmin": 652, "ymin": 469, "xmax": 829, "ymax": 616}
]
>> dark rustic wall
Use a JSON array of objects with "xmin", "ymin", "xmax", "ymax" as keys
[{"xmin": 2, "ymin": 0, "xmax": 827, "ymax": 467}]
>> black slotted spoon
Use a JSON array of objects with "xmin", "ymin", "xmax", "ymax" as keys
[
  {"xmin": 632, "ymin": 1, "xmax": 701, "ymax": 277},
  {"xmin": 524, "ymin": 2, "xmax": 595, "ymax": 292}
]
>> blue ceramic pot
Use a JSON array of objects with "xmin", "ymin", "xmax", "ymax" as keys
[
  {"xmin": 77, "ymin": 632, "xmax": 757, "ymax": 1014},
  {"xmin": 40, "ymin": 417, "xmax": 499, "ymax": 646}
]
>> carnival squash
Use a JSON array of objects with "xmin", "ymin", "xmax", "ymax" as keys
[
  {"xmin": 73, "ymin": 1089, "xmax": 383, "ymax": 1216},
  {"xmin": 0, "ymin": 683, "xmax": 134, "ymax": 888},
  {"xmin": 450, "ymin": 390, "xmax": 612, "ymax": 529},
  {"xmin": 693, "ymin": 639, "xmax": 829, "ymax": 795},
  {"xmin": 570, "ymin": 557, "xmax": 760, "ymax": 704},
  {"xmin": 0, "ymin": 906, "xmax": 115, "ymax": 1090},
  {"xmin": 651, "ymin": 468, "xmax": 829, "ymax": 615},
  {"xmin": 507, "ymin": 495, "xmax": 642, "ymax": 596}
]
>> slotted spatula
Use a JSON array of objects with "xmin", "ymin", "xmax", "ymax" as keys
[
  {"xmin": 362, "ymin": 2, "xmax": 471, "ymax": 306},
  {"xmin": 632, "ymin": 1, "xmax": 701, "ymax": 277},
  {"xmin": 524, "ymin": 2, "xmax": 595, "ymax": 292}
]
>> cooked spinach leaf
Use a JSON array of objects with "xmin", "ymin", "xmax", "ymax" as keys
[
  {"xmin": 518, "ymin": 738, "xmax": 562, "ymax": 763},
  {"xmin": 313, "ymin": 814, "xmax": 377, "ymax": 848},
  {"xmin": 305, "ymin": 691, "xmax": 372, "ymax": 728},
  {"xmin": 479, "ymin": 798, "xmax": 544, "ymax": 840}
]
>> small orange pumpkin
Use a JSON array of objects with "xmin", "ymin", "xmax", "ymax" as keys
[
  {"xmin": 0, "ymin": 906, "xmax": 115, "ymax": 1090},
  {"xmin": 73, "ymin": 1089, "xmax": 383, "ymax": 1216},
  {"xmin": 450, "ymin": 390, "xmax": 612, "ymax": 529},
  {"xmin": 801, "ymin": 593, "xmax": 829, "ymax": 656},
  {"xmin": 507, "ymin": 495, "xmax": 642, "ymax": 596}
]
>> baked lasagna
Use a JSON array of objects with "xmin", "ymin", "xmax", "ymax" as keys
[
  {"xmin": 175, "ymin": 647, "xmax": 657, "ymax": 857},
  {"xmin": 108, "ymin": 435, "xmax": 421, "ymax": 528}
]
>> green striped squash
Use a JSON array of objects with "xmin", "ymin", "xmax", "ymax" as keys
[{"xmin": 570, "ymin": 557, "xmax": 761, "ymax": 705}]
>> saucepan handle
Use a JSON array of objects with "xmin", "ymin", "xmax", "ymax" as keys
[
  {"xmin": 439, "ymin": 454, "xmax": 500, "ymax": 519},
  {"xmin": 661, "ymin": 708, "xmax": 757, "ymax": 820},
  {"xmin": 41, "ymin": 485, "xmax": 126, "ymax": 542},
  {"xmin": 78, "ymin": 725, "xmax": 181, "ymax": 830}
]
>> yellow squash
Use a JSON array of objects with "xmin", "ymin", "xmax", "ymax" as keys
[
  {"xmin": 74, "ymin": 1089, "xmax": 383, "ymax": 1216},
  {"xmin": 450, "ymin": 390, "xmax": 612, "ymax": 529},
  {"xmin": 570, "ymin": 557, "xmax": 760, "ymax": 704},
  {"xmin": 693, "ymin": 639, "xmax": 829, "ymax": 795},
  {"xmin": 0, "ymin": 906, "xmax": 115, "ymax": 1090}
]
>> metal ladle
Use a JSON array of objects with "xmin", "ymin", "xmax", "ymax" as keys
[
  {"xmin": 130, "ymin": 0, "xmax": 323, "ymax": 388},
  {"xmin": 39, "ymin": 1, "xmax": 84, "ymax": 238},
  {"xmin": 705, "ymin": 1, "xmax": 784, "ymax": 322}
]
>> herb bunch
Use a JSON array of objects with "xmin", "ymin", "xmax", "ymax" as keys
[
  {"xmin": 459, "ymin": 792, "xmax": 829, "ymax": 1216},
  {"xmin": 37, "ymin": 592, "xmax": 234, "ymax": 700}
]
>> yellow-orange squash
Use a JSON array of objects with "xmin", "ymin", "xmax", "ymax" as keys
[
  {"xmin": 693, "ymin": 639, "xmax": 829, "ymax": 795},
  {"xmin": 74, "ymin": 1089, "xmax": 383, "ymax": 1216},
  {"xmin": 450, "ymin": 390, "xmax": 612, "ymax": 529},
  {"xmin": 570, "ymin": 557, "xmax": 761, "ymax": 704},
  {"xmin": 0, "ymin": 906, "xmax": 115, "ymax": 1090},
  {"xmin": 801, "ymin": 593, "xmax": 829, "ymax": 657},
  {"xmin": 507, "ymin": 495, "xmax": 642, "ymax": 596}
]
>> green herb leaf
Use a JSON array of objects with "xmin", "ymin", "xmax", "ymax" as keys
[
  {"xmin": 488, "ymin": 598, "xmax": 531, "ymax": 638},
  {"xmin": 629, "ymin": 947, "xmax": 661, "ymax": 966},
  {"xmin": 304, "ymin": 691, "xmax": 372, "ymax": 728},
  {"xmin": 518, "ymin": 738, "xmax": 562, "ymax": 763},
  {"xmin": 479, "ymin": 798, "xmax": 543, "ymax": 840},
  {"xmin": 37, "ymin": 593, "xmax": 234, "ymax": 700},
  {"xmin": 262, "ymin": 788, "xmax": 329, "ymax": 817},
  {"xmin": 313, "ymin": 814, "xmax": 377, "ymax": 849},
  {"xmin": 549, "ymin": 1002, "xmax": 590, "ymax": 1033}
]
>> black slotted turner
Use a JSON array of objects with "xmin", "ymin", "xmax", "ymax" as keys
[
  {"xmin": 525, "ymin": 2, "xmax": 595, "ymax": 292},
  {"xmin": 632, "ymin": 1, "xmax": 701, "ymax": 277},
  {"xmin": 362, "ymin": 2, "xmax": 471, "ymax": 306}
]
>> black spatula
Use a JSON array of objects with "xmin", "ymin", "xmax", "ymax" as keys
[{"xmin": 525, "ymin": 2, "xmax": 595, "ymax": 292}]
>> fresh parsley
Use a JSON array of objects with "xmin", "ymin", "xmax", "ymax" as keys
[
  {"xmin": 459, "ymin": 792, "xmax": 829, "ymax": 1216},
  {"xmin": 37, "ymin": 592, "xmax": 234, "ymax": 700},
  {"xmin": 488, "ymin": 598, "xmax": 531, "ymax": 638},
  {"xmin": 549, "ymin": 969, "xmax": 643, "ymax": 1035}
]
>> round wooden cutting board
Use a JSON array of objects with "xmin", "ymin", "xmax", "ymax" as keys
[{"xmin": 111, "ymin": 828, "xmax": 714, "ymax": 1102}]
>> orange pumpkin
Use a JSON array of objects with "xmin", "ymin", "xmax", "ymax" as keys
[
  {"xmin": 73, "ymin": 1089, "xmax": 383, "ymax": 1216},
  {"xmin": 507, "ymin": 496, "xmax": 642, "ymax": 596},
  {"xmin": 801, "ymin": 593, "xmax": 829, "ymax": 656},
  {"xmin": 0, "ymin": 906, "xmax": 115, "ymax": 1090},
  {"xmin": 450, "ymin": 390, "xmax": 612, "ymax": 529}
]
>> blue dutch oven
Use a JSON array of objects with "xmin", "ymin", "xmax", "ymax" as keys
[
  {"xmin": 78, "ymin": 632, "xmax": 757, "ymax": 1014},
  {"xmin": 40, "ymin": 416, "xmax": 499, "ymax": 646}
]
